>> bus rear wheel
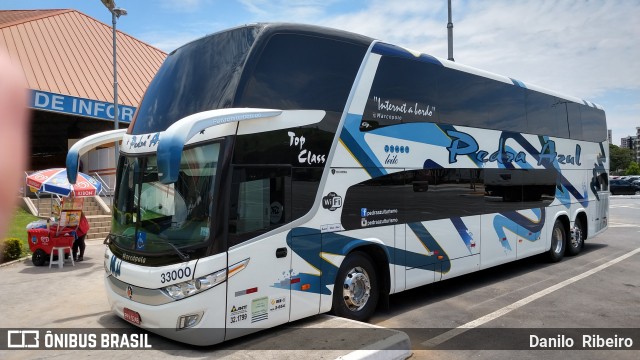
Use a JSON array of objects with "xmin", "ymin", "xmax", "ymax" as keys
[
  {"xmin": 547, "ymin": 219, "xmax": 566, "ymax": 262},
  {"xmin": 566, "ymin": 218, "xmax": 585, "ymax": 256},
  {"xmin": 332, "ymin": 252, "xmax": 379, "ymax": 322}
]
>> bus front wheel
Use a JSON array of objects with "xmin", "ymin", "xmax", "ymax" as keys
[
  {"xmin": 332, "ymin": 252, "xmax": 379, "ymax": 322},
  {"xmin": 547, "ymin": 219, "xmax": 566, "ymax": 263}
]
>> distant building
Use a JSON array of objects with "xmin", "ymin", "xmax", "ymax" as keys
[
  {"xmin": 620, "ymin": 127, "xmax": 640, "ymax": 164},
  {"xmin": 635, "ymin": 127, "xmax": 640, "ymax": 164},
  {"xmin": 607, "ymin": 129, "xmax": 612, "ymax": 144}
]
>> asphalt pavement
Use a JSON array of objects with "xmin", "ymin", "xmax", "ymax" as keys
[
  {"xmin": 0, "ymin": 236, "xmax": 410, "ymax": 360},
  {"xmin": 370, "ymin": 195, "xmax": 640, "ymax": 359},
  {"xmin": 2, "ymin": 195, "xmax": 638, "ymax": 359}
]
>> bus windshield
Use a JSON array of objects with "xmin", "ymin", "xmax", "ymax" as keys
[
  {"xmin": 131, "ymin": 26, "xmax": 259, "ymax": 134},
  {"xmin": 112, "ymin": 142, "xmax": 220, "ymax": 255}
]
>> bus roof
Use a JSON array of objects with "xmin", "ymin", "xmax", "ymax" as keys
[
  {"xmin": 172, "ymin": 23, "xmax": 603, "ymax": 111},
  {"xmin": 371, "ymin": 41, "xmax": 604, "ymax": 111}
]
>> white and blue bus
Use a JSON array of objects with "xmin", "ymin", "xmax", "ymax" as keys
[{"xmin": 67, "ymin": 23, "xmax": 609, "ymax": 345}]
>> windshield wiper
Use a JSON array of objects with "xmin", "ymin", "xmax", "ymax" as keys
[
  {"xmin": 153, "ymin": 236, "xmax": 190, "ymax": 262},
  {"xmin": 104, "ymin": 232, "xmax": 133, "ymax": 245}
]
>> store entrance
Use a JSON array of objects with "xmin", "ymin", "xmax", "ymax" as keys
[{"xmin": 30, "ymin": 111, "xmax": 116, "ymax": 170}]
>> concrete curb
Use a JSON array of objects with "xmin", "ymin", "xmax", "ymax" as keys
[{"xmin": 0, "ymin": 254, "xmax": 30, "ymax": 268}]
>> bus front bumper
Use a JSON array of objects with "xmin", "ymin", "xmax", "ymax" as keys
[{"xmin": 104, "ymin": 275, "xmax": 227, "ymax": 346}]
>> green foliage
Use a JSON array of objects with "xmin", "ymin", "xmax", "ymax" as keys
[
  {"xmin": 626, "ymin": 162, "xmax": 640, "ymax": 175},
  {"xmin": 5, "ymin": 208, "xmax": 39, "ymax": 257},
  {"xmin": 609, "ymin": 144, "xmax": 634, "ymax": 173},
  {"xmin": 1, "ymin": 238, "xmax": 23, "ymax": 263}
]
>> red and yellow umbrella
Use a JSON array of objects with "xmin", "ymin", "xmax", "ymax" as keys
[{"xmin": 26, "ymin": 168, "xmax": 102, "ymax": 197}]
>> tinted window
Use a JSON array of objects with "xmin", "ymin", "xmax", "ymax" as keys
[
  {"xmin": 227, "ymin": 166, "xmax": 291, "ymax": 246},
  {"xmin": 438, "ymin": 69, "xmax": 528, "ymax": 132},
  {"xmin": 581, "ymin": 106, "xmax": 607, "ymax": 142},
  {"xmin": 341, "ymin": 168, "xmax": 556, "ymax": 229},
  {"xmin": 226, "ymin": 166, "xmax": 328, "ymax": 246},
  {"xmin": 362, "ymin": 56, "xmax": 439, "ymax": 129},
  {"xmin": 132, "ymin": 26, "xmax": 259, "ymax": 134},
  {"xmin": 526, "ymin": 92, "xmax": 568, "ymax": 138},
  {"xmin": 439, "ymin": 68, "xmax": 490, "ymax": 128},
  {"xmin": 237, "ymin": 34, "xmax": 367, "ymax": 112},
  {"xmin": 567, "ymin": 102, "xmax": 583, "ymax": 140},
  {"xmin": 232, "ymin": 115, "xmax": 339, "ymax": 167},
  {"xmin": 291, "ymin": 168, "xmax": 323, "ymax": 219},
  {"xmin": 485, "ymin": 81, "xmax": 526, "ymax": 133}
]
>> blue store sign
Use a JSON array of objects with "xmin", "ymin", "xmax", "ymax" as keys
[{"xmin": 29, "ymin": 89, "xmax": 136, "ymax": 123}]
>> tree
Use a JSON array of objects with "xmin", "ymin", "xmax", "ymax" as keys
[
  {"xmin": 609, "ymin": 144, "xmax": 634, "ymax": 173},
  {"xmin": 626, "ymin": 161, "xmax": 640, "ymax": 175}
]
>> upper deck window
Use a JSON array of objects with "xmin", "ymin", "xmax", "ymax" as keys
[
  {"xmin": 236, "ymin": 33, "xmax": 367, "ymax": 112},
  {"xmin": 132, "ymin": 26, "xmax": 259, "ymax": 134}
]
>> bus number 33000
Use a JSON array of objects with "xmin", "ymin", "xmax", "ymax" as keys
[{"xmin": 160, "ymin": 267, "xmax": 192, "ymax": 284}]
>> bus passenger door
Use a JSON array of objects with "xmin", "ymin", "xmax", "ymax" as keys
[
  {"xmin": 224, "ymin": 166, "xmax": 292, "ymax": 340},
  {"xmin": 289, "ymin": 232, "xmax": 321, "ymax": 321}
]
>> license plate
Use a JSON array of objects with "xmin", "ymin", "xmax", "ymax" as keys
[{"xmin": 123, "ymin": 307, "xmax": 141, "ymax": 325}]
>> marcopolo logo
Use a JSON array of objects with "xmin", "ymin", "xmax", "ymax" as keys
[{"xmin": 322, "ymin": 192, "xmax": 343, "ymax": 211}]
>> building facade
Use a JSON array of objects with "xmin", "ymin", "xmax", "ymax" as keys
[
  {"xmin": 620, "ymin": 127, "xmax": 640, "ymax": 164},
  {"xmin": 0, "ymin": 9, "xmax": 166, "ymax": 186}
]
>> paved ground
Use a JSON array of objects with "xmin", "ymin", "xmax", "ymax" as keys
[
  {"xmin": 370, "ymin": 195, "xmax": 640, "ymax": 359},
  {"xmin": 0, "ymin": 233, "xmax": 409, "ymax": 360},
  {"xmin": 1, "ymin": 196, "xmax": 638, "ymax": 359}
]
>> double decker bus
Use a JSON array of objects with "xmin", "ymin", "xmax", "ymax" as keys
[{"xmin": 67, "ymin": 23, "xmax": 609, "ymax": 345}]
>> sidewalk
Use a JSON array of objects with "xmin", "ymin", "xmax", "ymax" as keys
[{"xmin": 0, "ymin": 239, "xmax": 410, "ymax": 360}]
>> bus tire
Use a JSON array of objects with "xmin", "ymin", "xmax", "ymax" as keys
[
  {"xmin": 332, "ymin": 252, "xmax": 379, "ymax": 322},
  {"xmin": 32, "ymin": 249, "xmax": 47, "ymax": 266},
  {"xmin": 566, "ymin": 218, "xmax": 585, "ymax": 256},
  {"xmin": 547, "ymin": 220, "xmax": 566, "ymax": 263}
]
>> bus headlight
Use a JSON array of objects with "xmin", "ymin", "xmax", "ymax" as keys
[{"xmin": 162, "ymin": 269, "xmax": 226, "ymax": 300}]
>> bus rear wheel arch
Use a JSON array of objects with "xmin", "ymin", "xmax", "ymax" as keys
[{"xmin": 332, "ymin": 251, "xmax": 379, "ymax": 322}]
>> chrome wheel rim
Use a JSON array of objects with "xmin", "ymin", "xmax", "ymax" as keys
[
  {"xmin": 553, "ymin": 227, "xmax": 564, "ymax": 254},
  {"xmin": 342, "ymin": 266, "xmax": 371, "ymax": 311},
  {"xmin": 571, "ymin": 227, "xmax": 582, "ymax": 248}
]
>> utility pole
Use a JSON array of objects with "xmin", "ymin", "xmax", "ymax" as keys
[
  {"xmin": 447, "ymin": 0, "xmax": 455, "ymax": 61},
  {"xmin": 101, "ymin": 0, "xmax": 127, "ymax": 165}
]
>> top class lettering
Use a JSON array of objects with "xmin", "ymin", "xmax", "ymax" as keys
[
  {"xmin": 288, "ymin": 132, "xmax": 326, "ymax": 164},
  {"xmin": 446, "ymin": 130, "xmax": 581, "ymax": 166}
]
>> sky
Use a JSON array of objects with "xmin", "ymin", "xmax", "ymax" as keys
[{"xmin": 4, "ymin": 0, "xmax": 638, "ymax": 145}]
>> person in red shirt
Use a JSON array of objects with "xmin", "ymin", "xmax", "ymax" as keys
[{"xmin": 73, "ymin": 213, "xmax": 90, "ymax": 261}]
